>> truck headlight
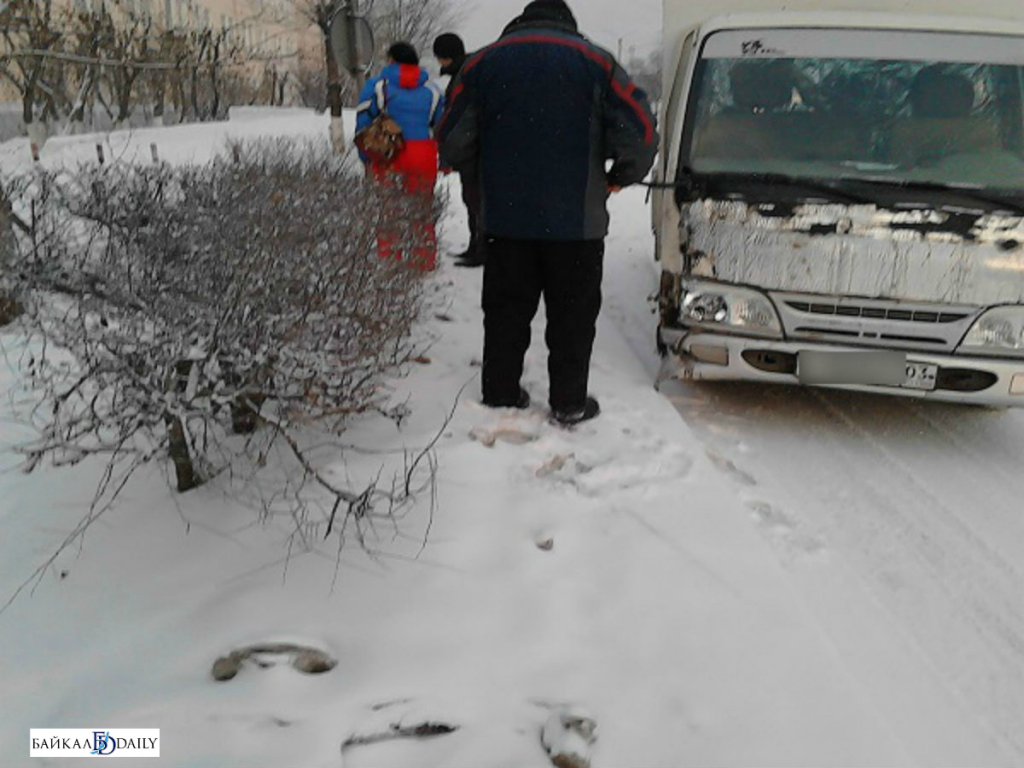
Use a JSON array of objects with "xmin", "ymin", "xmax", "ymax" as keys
[
  {"xmin": 959, "ymin": 306, "xmax": 1024, "ymax": 358},
  {"xmin": 681, "ymin": 280, "xmax": 782, "ymax": 338}
]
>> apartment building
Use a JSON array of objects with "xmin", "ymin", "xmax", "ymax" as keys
[
  {"xmin": 1, "ymin": 0, "xmax": 317, "ymax": 111},
  {"xmin": 103, "ymin": 0, "xmax": 304, "ymax": 61}
]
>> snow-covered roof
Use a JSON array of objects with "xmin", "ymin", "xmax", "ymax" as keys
[{"xmin": 663, "ymin": 1, "xmax": 1024, "ymax": 47}]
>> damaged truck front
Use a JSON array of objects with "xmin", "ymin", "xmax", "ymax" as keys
[{"xmin": 652, "ymin": 2, "xmax": 1024, "ymax": 405}]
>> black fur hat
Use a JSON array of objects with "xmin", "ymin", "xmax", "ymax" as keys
[
  {"xmin": 432, "ymin": 33, "xmax": 465, "ymax": 60},
  {"xmin": 387, "ymin": 42, "xmax": 419, "ymax": 66},
  {"xmin": 519, "ymin": 0, "xmax": 577, "ymax": 27}
]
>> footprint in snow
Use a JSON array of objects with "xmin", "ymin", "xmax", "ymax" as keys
[
  {"xmin": 207, "ymin": 713, "xmax": 294, "ymax": 729},
  {"xmin": 538, "ymin": 442, "xmax": 693, "ymax": 497},
  {"xmin": 469, "ymin": 407, "xmax": 546, "ymax": 447},
  {"xmin": 705, "ymin": 448, "xmax": 758, "ymax": 486},
  {"xmin": 341, "ymin": 698, "xmax": 460, "ymax": 763},
  {"xmin": 542, "ymin": 709, "xmax": 597, "ymax": 768},
  {"xmin": 745, "ymin": 500, "xmax": 827, "ymax": 561},
  {"xmin": 211, "ymin": 642, "xmax": 336, "ymax": 681},
  {"xmin": 747, "ymin": 500, "xmax": 796, "ymax": 531},
  {"xmin": 531, "ymin": 700, "xmax": 598, "ymax": 768}
]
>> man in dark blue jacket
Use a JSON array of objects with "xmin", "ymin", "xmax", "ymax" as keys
[{"xmin": 437, "ymin": 0, "xmax": 657, "ymax": 425}]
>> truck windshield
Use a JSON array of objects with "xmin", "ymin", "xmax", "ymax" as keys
[{"xmin": 684, "ymin": 28, "xmax": 1024, "ymax": 203}]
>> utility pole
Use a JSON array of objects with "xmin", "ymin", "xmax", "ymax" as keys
[{"xmin": 344, "ymin": 0, "xmax": 365, "ymax": 94}]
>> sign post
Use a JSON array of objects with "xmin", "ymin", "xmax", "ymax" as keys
[{"xmin": 328, "ymin": 2, "xmax": 375, "ymax": 151}]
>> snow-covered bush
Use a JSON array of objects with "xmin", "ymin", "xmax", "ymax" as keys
[
  {"xmin": 7, "ymin": 139, "xmax": 439, "ymax": 528},
  {"xmin": 0, "ymin": 181, "xmax": 25, "ymax": 326}
]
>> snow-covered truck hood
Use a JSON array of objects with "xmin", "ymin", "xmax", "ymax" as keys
[{"xmin": 684, "ymin": 200, "xmax": 1024, "ymax": 306}]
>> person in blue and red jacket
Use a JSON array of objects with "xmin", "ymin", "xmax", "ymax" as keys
[
  {"xmin": 437, "ymin": 0, "xmax": 658, "ymax": 425},
  {"xmin": 357, "ymin": 42, "xmax": 445, "ymax": 270}
]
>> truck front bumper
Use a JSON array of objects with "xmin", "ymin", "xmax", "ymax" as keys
[{"xmin": 659, "ymin": 327, "xmax": 1024, "ymax": 407}]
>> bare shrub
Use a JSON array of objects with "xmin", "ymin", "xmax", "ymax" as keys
[
  {"xmin": 3, "ymin": 139, "xmax": 445, "ymax": 606},
  {"xmin": 0, "ymin": 180, "xmax": 26, "ymax": 326}
]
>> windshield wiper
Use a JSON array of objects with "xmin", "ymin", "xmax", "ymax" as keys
[
  {"xmin": 696, "ymin": 172, "xmax": 883, "ymax": 207},
  {"xmin": 844, "ymin": 177, "xmax": 1024, "ymax": 217}
]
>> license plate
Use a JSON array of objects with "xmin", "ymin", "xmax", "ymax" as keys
[
  {"xmin": 799, "ymin": 351, "xmax": 906, "ymax": 386},
  {"xmin": 799, "ymin": 351, "xmax": 938, "ymax": 391},
  {"xmin": 903, "ymin": 362, "xmax": 938, "ymax": 391}
]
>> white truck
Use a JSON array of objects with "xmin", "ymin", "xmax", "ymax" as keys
[{"xmin": 652, "ymin": 0, "xmax": 1024, "ymax": 405}]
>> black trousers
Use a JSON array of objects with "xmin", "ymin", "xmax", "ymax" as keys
[
  {"xmin": 481, "ymin": 238, "xmax": 604, "ymax": 412},
  {"xmin": 460, "ymin": 169, "xmax": 482, "ymax": 256}
]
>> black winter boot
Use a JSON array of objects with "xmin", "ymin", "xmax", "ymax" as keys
[
  {"xmin": 551, "ymin": 396, "xmax": 600, "ymax": 426},
  {"xmin": 482, "ymin": 387, "xmax": 531, "ymax": 410}
]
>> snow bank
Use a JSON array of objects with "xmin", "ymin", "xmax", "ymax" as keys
[{"xmin": 0, "ymin": 108, "xmax": 351, "ymax": 172}]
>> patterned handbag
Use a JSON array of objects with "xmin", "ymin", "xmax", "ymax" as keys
[{"xmin": 354, "ymin": 80, "xmax": 406, "ymax": 164}]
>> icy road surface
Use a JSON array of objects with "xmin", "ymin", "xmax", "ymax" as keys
[{"xmin": 607, "ymin": 187, "xmax": 1024, "ymax": 766}]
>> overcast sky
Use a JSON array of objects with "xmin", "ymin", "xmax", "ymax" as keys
[{"xmin": 454, "ymin": 0, "xmax": 663, "ymax": 59}]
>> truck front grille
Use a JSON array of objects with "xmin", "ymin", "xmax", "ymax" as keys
[
  {"xmin": 773, "ymin": 293, "xmax": 980, "ymax": 353},
  {"xmin": 784, "ymin": 300, "xmax": 970, "ymax": 325}
]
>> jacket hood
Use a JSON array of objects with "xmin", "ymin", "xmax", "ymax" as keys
[
  {"xmin": 382, "ymin": 63, "xmax": 428, "ymax": 90},
  {"xmin": 504, "ymin": 0, "xmax": 578, "ymax": 34}
]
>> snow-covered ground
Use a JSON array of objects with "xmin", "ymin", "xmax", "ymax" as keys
[{"xmin": 2, "ymin": 111, "xmax": 1023, "ymax": 767}]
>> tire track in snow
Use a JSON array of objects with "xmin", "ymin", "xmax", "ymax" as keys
[
  {"xmin": 670, "ymin": 382, "xmax": 1024, "ymax": 763},
  {"xmin": 807, "ymin": 390, "xmax": 1024, "ymax": 756}
]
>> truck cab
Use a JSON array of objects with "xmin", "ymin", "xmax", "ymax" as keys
[{"xmin": 652, "ymin": 2, "xmax": 1024, "ymax": 405}]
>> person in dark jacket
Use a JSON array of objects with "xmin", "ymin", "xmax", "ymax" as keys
[
  {"xmin": 357, "ymin": 42, "xmax": 445, "ymax": 270},
  {"xmin": 433, "ymin": 32, "xmax": 485, "ymax": 268},
  {"xmin": 437, "ymin": 0, "xmax": 657, "ymax": 425}
]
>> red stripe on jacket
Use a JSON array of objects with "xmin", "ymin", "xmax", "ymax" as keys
[{"xmin": 459, "ymin": 34, "xmax": 654, "ymax": 144}]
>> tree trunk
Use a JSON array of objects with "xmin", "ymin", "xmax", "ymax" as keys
[
  {"xmin": 153, "ymin": 72, "xmax": 167, "ymax": 126},
  {"xmin": 209, "ymin": 44, "xmax": 222, "ymax": 120},
  {"xmin": 277, "ymin": 72, "xmax": 289, "ymax": 107},
  {"xmin": 189, "ymin": 66, "xmax": 200, "ymax": 122},
  {"xmin": 324, "ymin": 30, "xmax": 345, "ymax": 154},
  {"xmin": 116, "ymin": 75, "xmax": 135, "ymax": 127},
  {"xmin": 176, "ymin": 75, "xmax": 188, "ymax": 123},
  {"xmin": 166, "ymin": 415, "xmax": 200, "ymax": 492},
  {"xmin": 22, "ymin": 57, "xmax": 43, "ymax": 126},
  {"xmin": 21, "ymin": 90, "xmax": 32, "ymax": 126},
  {"xmin": 0, "ymin": 185, "xmax": 22, "ymax": 328},
  {"xmin": 26, "ymin": 119, "xmax": 48, "ymax": 153},
  {"xmin": 22, "ymin": 67, "xmax": 46, "ymax": 149},
  {"xmin": 67, "ymin": 71, "xmax": 95, "ymax": 133}
]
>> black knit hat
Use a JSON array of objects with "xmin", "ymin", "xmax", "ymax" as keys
[
  {"xmin": 519, "ymin": 0, "xmax": 576, "ymax": 26},
  {"xmin": 387, "ymin": 42, "xmax": 419, "ymax": 66},
  {"xmin": 432, "ymin": 33, "xmax": 465, "ymax": 60}
]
